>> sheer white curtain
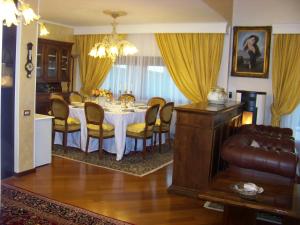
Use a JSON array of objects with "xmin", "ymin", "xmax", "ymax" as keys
[
  {"xmin": 281, "ymin": 104, "xmax": 300, "ymax": 149},
  {"xmin": 101, "ymin": 34, "xmax": 189, "ymax": 104}
]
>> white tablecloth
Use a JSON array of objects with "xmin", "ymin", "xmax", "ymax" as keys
[{"xmin": 54, "ymin": 105, "xmax": 161, "ymax": 160}]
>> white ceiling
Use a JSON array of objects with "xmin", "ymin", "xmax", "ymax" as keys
[{"xmin": 39, "ymin": 0, "xmax": 230, "ymax": 27}]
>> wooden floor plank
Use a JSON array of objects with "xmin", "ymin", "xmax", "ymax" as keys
[{"xmin": 3, "ymin": 156, "xmax": 222, "ymax": 225}]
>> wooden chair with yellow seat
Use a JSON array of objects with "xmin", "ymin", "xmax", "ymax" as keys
[
  {"xmin": 154, "ymin": 102, "xmax": 174, "ymax": 152},
  {"xmin": 84, "ymin": 102, "xmax": 115, "ymax": 159},
  {"xmin": 118, "ymin": 93, "xmax": 135, "ymax": 102},
  {"xmin": 126, "ymin": 104, "xmax": 160, "ymax": 159},
  {"xmin": 69, "ymin": 91, "xmax": 83, "ymax": 104},
  {"xmin": 51, "ymin": 98, "xmax": 81, "ymax": 152},
  {"xmin": 147, "ymin": 97, "xmax": 166, "ymax": 108}
]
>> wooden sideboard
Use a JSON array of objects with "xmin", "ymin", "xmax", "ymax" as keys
[{"xmin": 169, "ymin": 101, "xmax": 243, "ymax": 198}]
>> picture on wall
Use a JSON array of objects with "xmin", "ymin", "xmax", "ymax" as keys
[{"xmin": 231, "ymin": 26, "xmax": 272, "ymax": 78}]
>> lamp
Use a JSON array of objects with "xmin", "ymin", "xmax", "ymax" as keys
[
  {"xmin": 89, "ymin": 10, "xmax": 138, "ymax": 63},
  {"xmin": 0, "ymin": 0, "xmax": 39, "ymax": 27}
]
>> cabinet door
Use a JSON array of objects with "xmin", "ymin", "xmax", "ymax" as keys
[
  {"xmin": 36, "ymin": 43, "xmax": 44, "ymax": 82},
  {"xmin": 45, "ymin": 45, "xmax": 59, "ymax": 82},
  {"xmin": 60, "ymin": 48, "xmax": 71, "ymax": 82}
]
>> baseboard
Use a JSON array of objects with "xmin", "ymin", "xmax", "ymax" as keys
[{"xmin": 14, "ymin": 168, "xmax": 36, "ymax": 177}]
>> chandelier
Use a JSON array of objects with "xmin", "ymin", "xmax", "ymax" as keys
[
  {"xmin": 89, "ymin": 10, "xmax": 138, "ymax": 63},
  {"xmin": 0, "ymin": 0, "xmax": 39, "ymax": 27}
]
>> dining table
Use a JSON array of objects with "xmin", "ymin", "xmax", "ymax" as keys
[{"xmin": 54, "ymin": 102, "xmax": 164, "ymax": 161}]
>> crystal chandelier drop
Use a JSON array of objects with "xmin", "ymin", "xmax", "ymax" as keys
[
  {"xmin": 0, "ymin": 0, "xmax": 40, "ymax": 27},
  {"xmin": 89, "ymin": 10, "xmax": 138, "ymax": 63}
]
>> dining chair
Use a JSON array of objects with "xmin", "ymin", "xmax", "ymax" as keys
[
  {"xmin": 154, "ymin": 102, "xmax": 174, "ymax": 152},
  {"xmin": 119, "ymin": 93, "xmax": 136, "ymax": 102},
  {"xmin": 51, "ymin": 98, "xmax": 81, "ymax": 152},
  {"xmin": 69, "ymin": 91, "xmax": 83, "ymax": 103},
  {"xmin": 147, "ymin": 97, "xmax": 166, "ymax": 108},
  {"xmin": 50, "ymin": 93, "xmax": 64, "ymax": 100},
  {"xmin": 84, "ymin": 102, "xmax": 115, "ymax": 159},
  {"xmin": 126, "ymin": 104, "xmax": 160, "ymax": 159}
]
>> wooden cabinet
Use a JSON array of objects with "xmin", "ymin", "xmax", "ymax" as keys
[
  {"xmin": 36, "ymin": 38, "xmax": 73, "ymax": 83},
  {"xmin": 168, "ymin": 101, "xmax": 243, "ymax": 198},
  {"xmin": 36, "ymin": 39, "xmax": 73, "ymax": 115}
]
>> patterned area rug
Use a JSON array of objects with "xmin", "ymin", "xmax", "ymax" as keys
[
  {"xmin": 1, "ymin": 183, "xmax": 132, "ymax": 225},
  {"xmin": 52, "ymin": 144, "xmax": 173, "ymax": 177}
]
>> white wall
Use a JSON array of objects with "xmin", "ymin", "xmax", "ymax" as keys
[{"xmin": 227, "ymin": 0, "xmax": 300, "ymax": 125}]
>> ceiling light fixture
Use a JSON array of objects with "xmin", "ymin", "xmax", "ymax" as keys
[
  {"xmin": 0, "ymin": 0, "xmax": 40, "ymax": 27},
  {"xmin": 89, "ymin": 10, "xmax": 138, "ymax": 63}
]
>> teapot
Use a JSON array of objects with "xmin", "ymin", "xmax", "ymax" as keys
[{"xmin": 207, "ymin": 86, "xmax": 227, "ymax": 104}]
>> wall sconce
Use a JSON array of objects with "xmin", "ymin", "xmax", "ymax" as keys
[
  {"xmin": 38, "ymin": 22, "xmax": 49, "ymax": 36},
  {"xmin": 0, "ymin": 0, "xmax": 40, "ymax": 27},
  {"xmin": 242, "ymin": 111, "xmax": 253, "ymax": 125}
]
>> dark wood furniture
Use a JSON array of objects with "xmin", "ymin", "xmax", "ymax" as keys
[
  {"xmin": 198, "ymin": 171, "xmax": 300, "ymax": 225},
  {"xmin": 36, "ymin": 38, "xmax": 74, "ymax": 114},
  {"xmin": 169, "ymin": 101, "xmax": 243, "ymax": 198}
]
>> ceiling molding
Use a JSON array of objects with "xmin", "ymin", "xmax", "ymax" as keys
[
  {"xmin": 74, "ymin": 22, "xmax": 228, "ymax": 35},
  {"xmin": 40, "ymin": 19, "xmax": 75, "ymax": 29},
  {"xmin": 272, "ymin": 24, "xmax": 300, "ymax": 34}
]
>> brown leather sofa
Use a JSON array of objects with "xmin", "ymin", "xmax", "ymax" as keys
[
  {"xmin": 221, "ymin": 134, "xmax": 299, "ymax": 183},
  {"xmin": 239, "ymin": 124, "xmax": 294, "ymax": 140}
]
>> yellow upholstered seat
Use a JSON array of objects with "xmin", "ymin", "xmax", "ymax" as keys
[
  {"xmin": 87, "ymin": 123, "xmax": 114, "ymax": 132},
  {"xmin": 55, "ymin": 117, "xmax": 80, "ymax": 126},
  {"xmin": 154, "ymin": 102, "xmax": 174, "ymax": 152},
  {"xmin": 85, "ymin": 102, "xmax": 115, "ymax": 158},
  {"xmin": 126, "ymin": 104, "xmax": 160, "ymax": 159},
  {"xmin": 51, "ymin": 98, "xmax": 81, "ymax": 151}
]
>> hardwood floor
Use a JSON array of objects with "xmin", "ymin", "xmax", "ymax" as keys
[{"xmin": 3, "ymin": 156, "xmax": 222, "ymax": 225}]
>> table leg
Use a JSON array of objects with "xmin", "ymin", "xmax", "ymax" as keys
[{"xmin": 223, "ymin": 205, "xmax": 256, "ymax": 225}]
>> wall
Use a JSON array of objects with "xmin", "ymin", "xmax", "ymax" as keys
[
  {"xmin": 39, "ymin": 22, "xmax": 74, "ymax": 42},
  {"xmin": 14, "ymin": 0, "xmax": 38, "ymax": 173},
  {"xmin": 227, "ymin": 0, "xmax": 300, "ymax": 125}
]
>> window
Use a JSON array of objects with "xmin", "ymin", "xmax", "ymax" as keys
[{"xmin": 101, "ymin": 56, "xmax": 189, "ymax": 104}]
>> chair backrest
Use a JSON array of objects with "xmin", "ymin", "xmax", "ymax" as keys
[
  {"xmin": 147, "ymin": 97, "xmax": 166, "ymax": 108},
  {"xmin": 145, "ymin": 104, "xmax": 160, "ymax": 127},
  {"xmin": 51, "ymin": 98, "xmax": 69, "ymax": 120},
  {"xmin": 119, "ymin": 94, "xmax": 135, "ymax": 102},
  {"xmin": 69, "ymin": 92, "xmax": 83, "ymax": 103},
  {"xmin": 50, "ymin": 93, "xmax": 64, "ymax": 101},
  {"xmin": 160, "ymin": 102, "xmax": 174, "ymax": 126},
  {"xmin": 84, "ymin": 102, "xmax": 104, "ymax": 126}
]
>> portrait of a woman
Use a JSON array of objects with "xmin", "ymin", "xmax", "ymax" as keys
[{"xmin": 243, "ymin": 35, "xmax": 261, "ymax": 69}]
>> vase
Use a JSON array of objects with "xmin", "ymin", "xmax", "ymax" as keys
[{"xmin": 207, "ymin": 87, "xmax": 228, "ymax": 105}]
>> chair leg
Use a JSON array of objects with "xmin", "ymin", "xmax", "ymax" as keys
[
  {"xmin": 167, "ymin": 132, "xmax": 171, "ymax": 149},
  {"xmin": 159, "ymin": 132, "xmax": 162, "ymax": 153},
  {"xmin": 85, "ymin": 136, "xmax": 90, "ymax": 155},
  {"xmin": 154, "ymin": 133, "xmax": 157, "ymax": 149},
  {"xmin": 52, "ymin": 131, "xmax": 55, "ymax": 151},
  {"xmin": 142, "ymin": 138, "xmax": 146, "ymax": 160},
  {"xmin": 151, "ymin": 136, "xmax": 154, "ymax": 152},
  {"xmin": 134, "ymin": 138, "xmax": 137, "ymax": 152},
  {"xmin": 63, "ymin": 132, "xmax": 67, "ymax": 153},
  {"xmin": 99, "ymin": 138, "xmax": 103, "ymax": 159},
  {"xmin": 79, "ymin": 130, "xmax": 81, "ymax": 150}
]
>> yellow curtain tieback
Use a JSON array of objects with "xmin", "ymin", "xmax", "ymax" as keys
[
  {"xmin": 87, "ymin": 123, "xmax": 114, "ymax": 131},
  {"xmin": 55, "ymin": 117, "xmax": 80, "ymax": 126}
]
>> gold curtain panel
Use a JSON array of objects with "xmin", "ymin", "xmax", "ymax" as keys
[
  {"xmin": 75, "ymin": 34, "xmax": 113, "ymax": 96},
  {"xmin": 271, "ymin": 34, "xmax": 300, "ymax": 126},
  {"xmin": 155, "ymin": 33, "xmax": 224, "ymax": 103}
]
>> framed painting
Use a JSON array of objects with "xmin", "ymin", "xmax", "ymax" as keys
[{"xmin": 231, "ymin": 26, "xmax": 272, "ymax": 78}]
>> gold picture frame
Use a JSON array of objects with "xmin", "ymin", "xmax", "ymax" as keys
[{"xmin": 231, "ymin": 26, "xmax": 272, "ymax": 78}]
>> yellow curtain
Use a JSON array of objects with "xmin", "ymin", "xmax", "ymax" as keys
[
  {"xmin": 155, "ymin": 33, "xmax": 224, "ymax": 103},
  {"xmin": 271, "ymin": 34, "xmax": 300, "ymax": 126},
  {"xmin": 75, "ymin": 34, "xmax": 113, "ymax": 96}
]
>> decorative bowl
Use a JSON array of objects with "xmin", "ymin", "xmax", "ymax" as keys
[{"xmin": 231, "ymin": 182, "xmax": 264, "ymax": 200}]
